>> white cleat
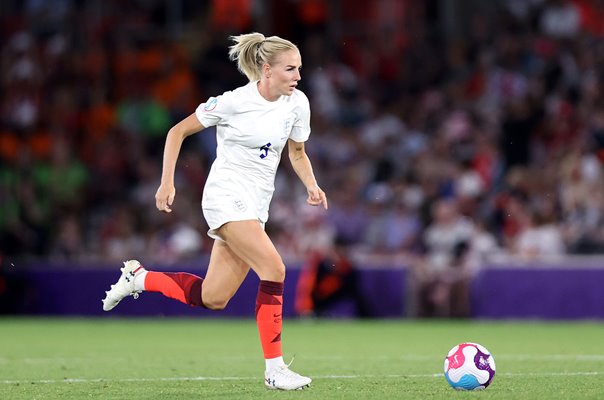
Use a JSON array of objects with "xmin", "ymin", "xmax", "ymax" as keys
[
  {"xmin": 102, "ymin": 260, "xmax": 145, "ymax": 311},
  {"xmin": 264, "ymin": 365, "xmax": 312, "ymax": 390}
]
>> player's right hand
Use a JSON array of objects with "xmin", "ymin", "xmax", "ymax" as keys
[{"xmin": 155, "ymin": 184, "xmax": 176, "ymax": 213}]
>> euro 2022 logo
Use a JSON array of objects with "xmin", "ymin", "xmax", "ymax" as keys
[{"xmin": 203, "ymin": 97, "xmax": 218, "ymax": 112}]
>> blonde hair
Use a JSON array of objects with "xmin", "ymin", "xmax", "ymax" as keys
[{"xmin": 228, "ymin": 32, "xmax": 298, "ymax": 82}]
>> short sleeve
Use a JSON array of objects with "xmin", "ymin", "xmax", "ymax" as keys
[
  {"xmin": 289, "ymin": 91, "xmax": 311, "ymax": 142},
  {"xmin": 195, "ymin": 90, "xmax": 234, "ymax": 128}
]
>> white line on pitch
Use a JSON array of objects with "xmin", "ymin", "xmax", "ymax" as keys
[{"xmin": 2, "ymin": 371, "xmax": 603, "ymax": 385}]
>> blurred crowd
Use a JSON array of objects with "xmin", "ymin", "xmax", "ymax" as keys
[{"xmin": 1, "ymin": 0, "xmax": 604, "ymax": 273}]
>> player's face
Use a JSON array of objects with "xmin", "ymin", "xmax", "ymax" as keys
[{"xmin": 269, "ymin": 49, "xmax": 302, "ymax": 97}]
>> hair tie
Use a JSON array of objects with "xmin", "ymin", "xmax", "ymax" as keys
[{"xmin": 255, "ymin": 42, "xmax": 263, "ymax": 64}]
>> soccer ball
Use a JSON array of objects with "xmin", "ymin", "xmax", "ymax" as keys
[{"xmin": 444, "ymin": 342, "xmax": 496, "ymax": 390}]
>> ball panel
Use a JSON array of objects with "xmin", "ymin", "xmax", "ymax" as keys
[
  {"xmin": 488, "ymin": 353, "xmax": 496, "ymax": 371},
  {"xmin": 446, "ymin": 344, "xmax": 460, "ymax": 357},
  {"xmin": 470, "ymin": 344, "xmax": 495, "ymax": 386},
  {"xmin": 445, "ymin": 343, "xmax": 474, "ymax": 370},
  {"xmin": 445, "ymin": 372, "xmax": 484, "ymax": 391}
]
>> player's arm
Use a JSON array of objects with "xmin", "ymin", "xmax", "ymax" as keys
[
  {"xmin": 155, "ymin": 113, "xmax": 205, "ymax": 213},
  {"xmin": 287, "ymin": 139, "xmax": 328, "ymax": 210}
]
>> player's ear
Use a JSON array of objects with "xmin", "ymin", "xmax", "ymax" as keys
[{"xmin": 263, "ymin": 63, "xmax": 271, "ymax": 79}]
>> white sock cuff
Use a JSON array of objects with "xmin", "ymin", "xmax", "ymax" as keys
[
  {"xmin": 134, "ymin": 270, "xmax": 148, "ymax": 292},
  {"xmin": 265, "ymin": 356, "xmax": 285, "ymax": 371}
]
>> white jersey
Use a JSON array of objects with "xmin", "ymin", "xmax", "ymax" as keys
[{"xmin": 195, "ymin": 81, "xmax": 311, "ymax": 238}]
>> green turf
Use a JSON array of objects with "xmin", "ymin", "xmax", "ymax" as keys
[{"xmin": 1, "ymin": 318, "xmax": 603, "ymax": 399}]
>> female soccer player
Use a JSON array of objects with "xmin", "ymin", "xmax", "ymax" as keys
[{"xmin": 102, "ymin": 32, "xmax": 327, "ymax": 390}]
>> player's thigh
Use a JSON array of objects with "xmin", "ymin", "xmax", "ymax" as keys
[
  {"xmin": 202, "ymin": 240, "xmax": 250, "ymax": 308},
  {"xmin": 216, "ymin": 220, "xmax": 285, "ymax": 281}
]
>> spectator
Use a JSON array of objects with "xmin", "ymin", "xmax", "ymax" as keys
[
  {"xmin": 511, "ymin": 207, "xmax": 566, "ymax": 258},
  {"xmin": 295, "ymin": 237, "xmax": 369, "ymax": 318},
  {"xmin": 411, "ymin": 199, "xmax": 476, "ymax": 318}
]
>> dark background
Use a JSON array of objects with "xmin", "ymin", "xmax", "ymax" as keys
[{"xmin": 1, "ymin": 0, "xmax": 603, "ymax": 318}]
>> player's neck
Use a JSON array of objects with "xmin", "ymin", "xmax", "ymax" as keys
[{"xmin": 257, "ymin": 81, "xmax": 280, "ymax": 102}]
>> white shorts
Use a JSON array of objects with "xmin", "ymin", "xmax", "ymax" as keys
[
  {"xmin": 203, "ymin": 210, "xmax": 266, "ymax": 241},
  {"xmin": 202, "ymin": 182, "xmax": 269, "ymax": 241}
]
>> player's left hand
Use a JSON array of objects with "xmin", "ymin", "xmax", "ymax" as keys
[{"xmin": 307, "ymin": 185, "xmax": 328, "ymax": 210}]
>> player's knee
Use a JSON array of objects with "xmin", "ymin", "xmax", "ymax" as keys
[
  {"xmin": 201, "ymin": 290, "xmax": 231, "ymax": 311},
  {"xmin": 203, "ymin": 296, "xmax": 229, "ymax": 311},
  {"xmin": 267, "ymin": 261, "xmax": 286, "ymax": 282}
]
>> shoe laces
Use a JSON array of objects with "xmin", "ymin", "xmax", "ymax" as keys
[{"xmin": 274, "ymin": 358, "xmax": 301, "ymax": 378}]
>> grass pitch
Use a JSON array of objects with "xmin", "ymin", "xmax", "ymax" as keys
[{"xmin": 1, "ymin": 318, "xmax": 603, "ymax": 399}]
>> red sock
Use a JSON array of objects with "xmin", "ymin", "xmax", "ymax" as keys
[
  {"xmin": 144, "ymin": 271, "xmax": 205, "ymax": 307},
  {"xmin": 256, "ymin": 280, "xmax": 284, "ymax": 359}
]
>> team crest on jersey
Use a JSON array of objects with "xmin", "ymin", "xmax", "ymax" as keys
[
  {"xmin": 233, "ymin": 198, "xmax": 247, "ymax": 212},
  {"xmin": 203, "ymin": 97, "xmax": 218, "ymax": 112}
]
